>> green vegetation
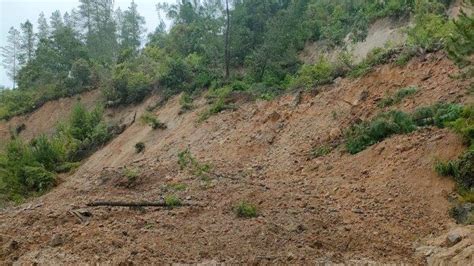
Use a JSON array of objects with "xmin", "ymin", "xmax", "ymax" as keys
[
  {"xmin": 310, "ymin": 145, "xmax": 332, "ymax": 158},
  {"xmin": 164, "ymin": 195, "xmax": 182, "ymax": 208},
  {"xmin": 235, "ymin": 201, "xmax": 258, "ymax": 218},
  {"xmin": 178, "ymin": 149, "xmax": 212, "ymax": 180},
  {"xmin": 167, "ymin": 183, "xmax": 187, "ymax": 192},
  {"xmin": 179, "ymin": 92, "xmax": 194, "ymax": 113},
  {"xmin": 345, "ymin": 111, "xmax": 416, "ymax": 154},
  {"xmin": 378, "ymin": 86, "xmax": 418, "ymax": 108},
  {"xmin": 0, "ymin": 0, "xmax": 459, "ymax": 122},
  {"xmin": 140, "ymin": 112, "xmax": 167, "ymax": 130},
  {"xmin": 0, "ymin": 103, "xmax": 112, "ymax": 202},
  {"xmin": 135, "ymin": 142, "xmax": 145, "ymax": 153},
  {"xmin": 346, "ymin": 103, "xmax": 465, "ymax": 154},
  {"xmin": 198, "ymin": 87, "xmax": 236, "ymax": 122}
]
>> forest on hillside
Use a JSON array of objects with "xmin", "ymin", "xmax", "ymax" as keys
[
  {"xmin": 0, "ymin": 0, "xmax": 472, "ymax": 204},
  {"xmin": 1, "ymin": 0, "xmax": 470, "ymax": 120}
]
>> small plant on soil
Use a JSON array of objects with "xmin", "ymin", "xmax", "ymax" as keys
[
  {"xmin": 140, "ymin": 112, "xmax": 167, "ymax": 130},
  {"xmin": 123, "ymin": 167, "xmax": 139, "ymax": 182},
  {"xmin": 167, "ymin": 183, "xmax": 187, "ymax": 191},
  {"xmin": 310, "ymin": 145, "xmax": 332, "ymax": 158},
  {"xmin": 178, "ymin": 149, "xmax": 211, "ymax": 180},
  {"xmin": 135, "ymin": 142, "xmax": 145, "ymax": 153},
  {"xmin": 164, "ymin": 195, "xmax": 182, "ymax": 208},
  {"xmin": 235, "ymin": 201, "xmax": 258, "ymax": 218},
  {"xmin": 179, "ymin": 92, "xmax": 194, "ymax": 113},
  {"xmin": 377, "ymin": 86, "xmax": 418, "ymax": 108}
]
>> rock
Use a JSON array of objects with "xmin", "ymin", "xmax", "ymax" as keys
[
  {"xmin": 50, "ymin": 234, "xmax": 64, "ymax": 247},
  {"xmin": 359, "ymin": 90, "xmax": 369, "ymax": 102},
  {"xmin": 446, "ymin": 232, "xmax": 463, "ymax": 247},
  {"xmin": 6, "ymin": 240, "xmax": 19, "ymax": 250},
  {"xmin": 352, "ymin": 208, "xmax": 364, "ymax": 214}
]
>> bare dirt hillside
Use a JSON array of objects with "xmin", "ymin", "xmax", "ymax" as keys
[{"xmin": 0, "ymin": 52, "xmax": 473, "ymax": 264}]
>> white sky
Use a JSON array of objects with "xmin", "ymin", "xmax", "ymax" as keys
[{"xmin": 0, "ymin": 0, "xmax": 174, "ymax": 88}]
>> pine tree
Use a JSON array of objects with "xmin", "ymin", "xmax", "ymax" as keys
[
  {"xmin": 119, "ymin": 1, "xmax": 146, "ymax": 52},
  {"xmin": 50, "ymin": 10, "xmax": 64, "ymax": 33},
  {"xmin": 19, "ymin": 20, "xmax": 35, "ymax": 65},
  {"xmin": 1, "ymin": 27, "xmax": 21, "ymax": 88},
  {"xmin": 37, "ymin": 12, "xmax": 50, "ymax": 40}
]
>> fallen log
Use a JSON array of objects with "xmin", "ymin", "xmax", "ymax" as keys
[{"xmin": 87, "ymin": 201, "xmax": 171, "ymax": 207}]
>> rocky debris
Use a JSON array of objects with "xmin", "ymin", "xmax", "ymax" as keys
[
  {"xmin": 49, "ymin": 234, "xmax": 64, "ymax": 247},
  {"xmin": 446, "ymin": 232, "xmax": 462, "ymax": 247}
]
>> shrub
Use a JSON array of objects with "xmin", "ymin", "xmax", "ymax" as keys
[
  {"xmin": 140, "ymin": 112, "xmax": 167, "ymax": 130},
  {"xmin": 20, "ymin": 166, "xmax": 56, "ymax": 193},
  {"xmin": 345, "ymin": 111, "xmax": 416, "ymax": 154},
  {"xmin": 448, "ymin": 105, "xmax": 474, "ymax": 149},
  {"xmin": 177, "ymin": 149, "xmax": 211, "ymax": 180},
  {"xmin": 235, "ymin": 201, "xmax": 258, "ymax": 218},
  {"xmin": 378, "ymin": 86, "xmax": 418, "ymax": 108},
  {"xmin": 407, "ymin": 0, "xmax": 453, "ymax": 51},
  {"xmin": 412, "ymin": 103, "xmax": 463, "ymax": 128},
  {"xmin": 434, "ymin": 160, "xmax": 456, "ymax": 177},
  {"xmin": 164, "ymin": 195, "xmax": 182, "ymax": 208},
  {"xmin": 288, "ymin": 57, "xmax": 335, "ymax": 90},
  {"xmin": 349, "ymin": 48, "xmax": 396, "ymax": 78},
  {"xmin": 135, "ymin": 142, "xmax": 145, "ymax": 153},
  {"xmin": 179, "ymin": 92, "xmax": 194, "ymax": 113},
  {"xmin": 198, "ymin": 87, "xmax": 236, "ymax": 122}
]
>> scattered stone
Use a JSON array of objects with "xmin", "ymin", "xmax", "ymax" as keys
[
  {"xmin": 352, "ymin": 208, "xmax": 364, "ymax": 214},
  {"xmin": 50, "ymin": 234, "xmax": 64, "ymax": 247}
]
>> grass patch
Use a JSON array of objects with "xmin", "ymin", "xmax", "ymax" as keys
[
  {"xmin": 310, "ymin": 145, "xmax": 332, "ymax": 158},
  {"xmin": 167, "ymin": 183, "xmax": 187, "ymax": 191},
  {"xmin": 378, "ymin": 86, "xmax": 418, "ymax": 108},
  {"xmin": 198, "ymin": 87, "xmax": 236, "ymax": 122},
  {"xmin": 140, "ymin": 112, "xmax": 167, "ymax": 129},
  {"xmin": 235, "ymin": 201, "xmax": 258, "ymax": 218}
]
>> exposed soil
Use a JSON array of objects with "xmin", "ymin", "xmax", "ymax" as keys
[{"xmin": 0, "ymin": 52, "xmax": 473, "ymax": 264}]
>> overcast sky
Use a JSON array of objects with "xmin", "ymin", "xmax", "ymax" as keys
[{"xmin": 0, "ymin": 0, "xmax": 174, "ymax": 88}]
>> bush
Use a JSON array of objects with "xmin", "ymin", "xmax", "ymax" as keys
[
  {"xmin": 350, "ymin": 47, "xmax": 398, "ymax": 78},
  {"xmin": 448, "ymin": 105, "xmax": 474, "ymax": 149},
  {"xmin": 140, "ymin": 112, "xmax": 167, "ymax": 129},
  {"xmin": 179, "ymin": 92, "xmax": 194, "ymax": 113},
  {"xmin": 135, "ymin": 142, "xmax": 145, "ymax": 153},
  {"xmin": 20, "ymin": 166, "xmax": 56, "ymax": 193},
  {"xmin": 407, "ymin": 0, "xmax": 453, "ymax": 51},
  {"xmin": 235, "ymin": 201, "xmax": 258, "ymax": 218},
  {"xmin": 164, "ymin": 195, "xmax": 182, "ymax": 208},
  {"xmin": 345, "ymin": 111, "xmax": 416, "ymax": 154},
  {"xmin": 378, "ymin": 86, "xmax": 418, "ymax": 108},
  {"xmin": 412, "ymin": 103, "xmax": 463, "ymax": 128},
  {"xmin": 288, "ymin": 57, "xmax": 335, "ymax": 90}
]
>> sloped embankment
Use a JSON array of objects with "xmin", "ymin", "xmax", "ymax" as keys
[{"xmin": 0, "ymin": 52, "xmax": 472, "ymax": 264}]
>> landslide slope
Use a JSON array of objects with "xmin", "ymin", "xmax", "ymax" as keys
[{"xmin": 0, "ymin": 52, "xmax": 473, "ymax": 264}]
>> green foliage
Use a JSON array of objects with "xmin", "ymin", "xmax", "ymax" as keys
[
  {"xmin": 378, "ymin": 86, "xmax": 418, "ymax": 108},
  {"xmin": 167, "ymin": 183, "xmax": 187, "ymax": 191},
  {"xmin": 349, "ymin": 47, "xmax": 396, "ymax": 78},
  {"xmin": 447, "ymin": 6, "xmax": 474, "ymax": 69},
  {"xmin": 448, "ymin": 105, "xmax": 474, "ymax": 149},
  {"xmin": 135, "ymin": 142, "xmax": 145, "ymax": 153},
  {"xmin": 412, "ymin": 103, "xmax": 463, "ymax": 128},
  {"xmin": 140, "ymin": 112, "xmax": 167, "ymax": 130},
  {"xmin": 179, "ymin": 92, "xmax": 194, "ymax": 113},
  {"xmin": 435, "ymin": 160, "xmax": 456, "ymax": 176},
  {"xmin": 198, "ymin": 86, "xmax": 236, "ymax": 122},
  {"xmin": 177, "ymin": 149, "xmax": 211, "ymax": 180},
  {"xmin": 235, "ymin": 201, "xmax": 258, "ymax": 218},
  {"xmin": 407, "ymin": 0, "xmax": 453, "ymax": 51},
  {"xmin": 164, "ymin": 195, "xmax": 182, "ymax": 208},
  {"xmin": 345, "ymin": 111, "xmax": 417, "ymax": 154},
  {"xmin": 289, "ymin": 57, "xmax": 335, "ymax": 90},
  {"xmin": 0, "ymin": 103, "xmax": 112, "ymax": 203}
]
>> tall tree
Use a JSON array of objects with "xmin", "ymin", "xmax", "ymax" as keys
[
  {"xmin": 79, "ymin": 0, "xmax": 118, "ymax": 64},
  {"xmin": 1, "ymin": 27, "xmax": 21, "ymax": 88},
  {"xmin": 19, "ymin": 20, "xmax": 35, "ymax": 65},
  {"xmin": 50, "ymin": 10, "xmax": 65, "ymax": 33},
  {"xmin": 37, "ymin": 12, "xmax": 50, "ymax": 40},
  {"xmin": 119, "ymin": 1, "xmax": 146, "ymax": 52},
  {"xmin": 224, "ymin": 0, "xmax": 231, "ymax": 79}
]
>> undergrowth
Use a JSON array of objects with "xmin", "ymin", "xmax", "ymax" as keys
[
  {"xmin": 178, "ymin": 149, "xmax": 212, "ymax": 180},
  {"xmin": 141, "ymin": 112, "xmax": 167, "ymax": 129},
  {"xmin": 378, "ymin": 86, "xmax": 418, "ymax": 108}
]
